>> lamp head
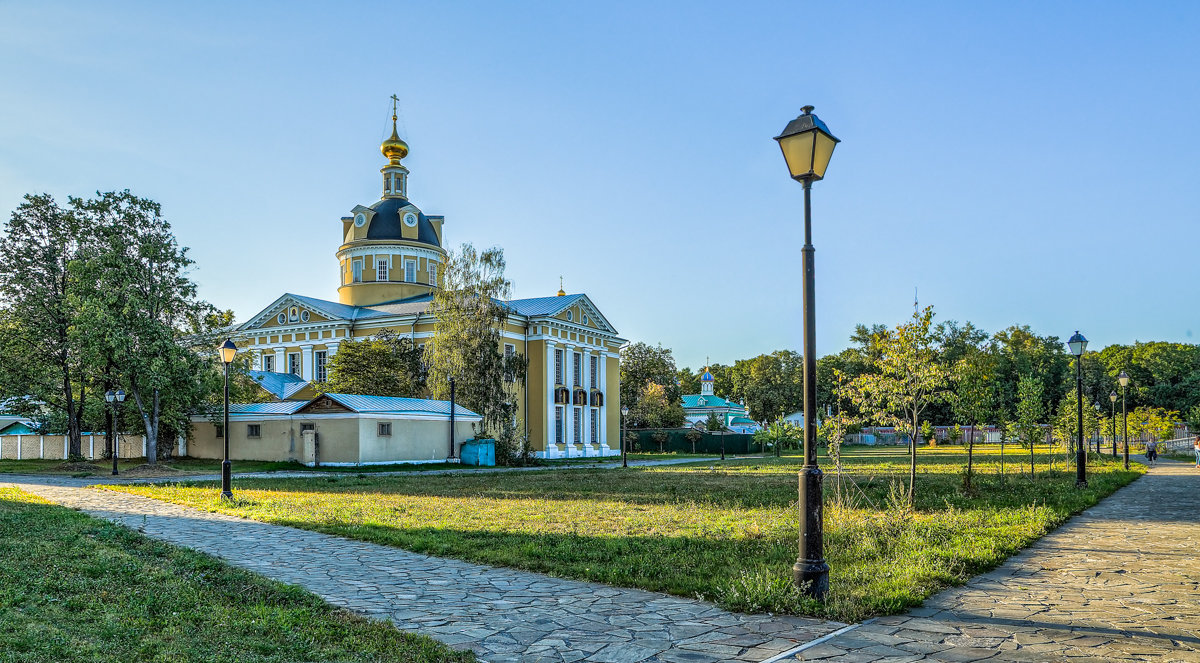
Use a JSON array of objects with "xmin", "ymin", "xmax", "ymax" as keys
[
  {"xmin": 1067, "ymin": 331, "xmax": 1088, "ymax": 357},
  {"xmin": 621, "ymin": 406, "xmax": 629, "ymax": 416},
  {"xmin": 218, "ymin": 339, "xmax": 237, "ymax": 364},
  {"xmin": 1110, "ymin": 391, "xmax": 1118, "ymax": 403},
  {"xmin": 104, "ymin": 390, "xmax": 115, "ymax": 404},
  {"xmin": 1118, "ymin": 370, "xmax": 1130, "ymax": 387},
  {"xmin": 115, "ymin": 389, "xmax": 125, "ymax": 403},
  {"xmin": 775, "ymin": 105, "xmax": 839, "ymax": 182}
]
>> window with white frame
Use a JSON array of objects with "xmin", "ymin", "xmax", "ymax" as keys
[
  {"xmin": 352, "ymin": 259, "xmax": 363, "ymax": 283},
  {"xmin": 555, "ymin": 406, "xmax": 563, "ymax": 444},
  {"xmin": 589, "ymin": 355, "xmax": 598, "ymax": 389},
  {"xmin": 314, "ymin": 351, "xmax": 328, "ymax": 382},
  {"xmin": 573, "ymin": 407, "xmax": 582, "ymax": 443},
  {"xmin": 405, "ymin": 260, "xmax": 416, "ymax": 283},
  {"xmin": 573, "ymin": 352, "xmax": 582, "ymax": 386},
  {"xmin": 378, "ymin": 422, "xmax": 392, "ymax": 436},
  {"xmin": 262, "ymin": 354, "xmax": 275, "ymax": 372},
  {"xmin": 554, "ymin": 349, "xmax": 564, "ymax": 385},
  {"xmin": 428, "ymin": 261, "xmax": 437, "ymax": 285},
  {"xmin": 288, "ymin": 353, "xmax": 300, "ymax": 376},
  {"xmin": 376, "ymin": 259, "xmax": 389, "ymax": 282},
  {"xmin": 590, "ymin": 408, "xmax": 598, "ymax": 443}
]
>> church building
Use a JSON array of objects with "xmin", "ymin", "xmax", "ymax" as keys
[
  {"xmin": 681, "ymin": 368, "xmax": 759, "ymax": 434},
  {"xmin": 226, "ymin": 107, "xmax": 625, "ymax": 459}
]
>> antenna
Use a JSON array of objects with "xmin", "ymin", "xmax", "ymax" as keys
[{"xmin": 914, "ymin": 287, "xmax": 919, "ymax": 313}]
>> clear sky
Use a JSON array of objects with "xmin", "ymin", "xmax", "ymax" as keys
[{"xmin": 2, "ymin": 1, "xmax": 1197, "ymax": 370}]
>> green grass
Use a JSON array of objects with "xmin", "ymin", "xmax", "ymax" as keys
[
  {"xmin": 108, "ymin": 445, "xmax": 1143, "ymax": 622},
  {"xmin": 0, "ymin": 487, "xmax": 472, "ymax": 663},
  {"xmin": 0, "ymin": 457, "xmax": 468, "ymax": 476}
]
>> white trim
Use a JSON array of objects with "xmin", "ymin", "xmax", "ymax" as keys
[
  {"xmin": 315, "ymin": 458, "xmax": 459, "ymax": 467},
  {"xmin": 337, "ymin": 244, "xmax": 444, "ymax": 263}
]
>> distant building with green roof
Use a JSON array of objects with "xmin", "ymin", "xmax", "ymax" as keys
[{"xmin": 680, "ymin": 368, "xmax": 760, "ymax": 434}]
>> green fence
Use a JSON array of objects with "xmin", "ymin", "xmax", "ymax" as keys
[{"xmin": 628, "ymin": 428, "xmax": 757, "ymax": 455}]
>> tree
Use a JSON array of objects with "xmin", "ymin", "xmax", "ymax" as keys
[
  {"xmin": 730, "ymin": 351, "xmax": 803, "ymax": 423},
  {"xmin": 755, "ymin": 420, "xmax": 801, "ymax": 455},
  {"xmin": 75, "ymin": 191, "xmax": 214, "ymax": 464},
  {"xmin": 949, "ymin": 343, "xmax": 1000, "ymax": 492},
  {"xmin": 0, "ymin": 194, "xmax": 91, "ymax": 457},
  {"xmin": 843, "ymin": 306, "xmax": 948, "ymax": 506},
  {"xmin": 316, "ymin": 330, "xmax": 425, "ymax": 397},
  {"xmin": 1014, "ymin": 375, "xmax": 1045, "ymax": 478},
  {"xmin": 427, "ymin": 244, "xmax": 526, "ymax": 435},
  {"xmin": 1127, "ymin": 405, "xmax": 1178, "ymax": 443},
  {"xmin": 629, "ymin": 382, "xmax": 685, "ymax": 429},
  {"xmin": 703, "ymin": 411, "xmax": 724, "ymax": 432},
  {"xmin": 619, "ymin": 342, "xmax": 680, "ymax": 416}
]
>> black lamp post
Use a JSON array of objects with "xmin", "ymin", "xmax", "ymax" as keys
[
  {"xmin": 1068, "ymin": 331, "xmax": 1088, "ymax": 488},
  {"xmin": 621, "ymin": 405, "xmax": 629, "ymax": 468},
  {"xmin": 1109, "ymin": 391, "xmax": 1118, "ymax": 457},
  {"xmin": 104, "ymin": 389, "xmax": 125, "ymax": 476},
  {"xmin": 775, "ymin": 105, "xmax": 839, "ymax": 599},
  {"xmin": 218, "ymin": 339, "xmax": 237, "ymax": 500},
  {"xmin": 1118, "ymin": 371, "xmax": 1130, "ymax": 470}
]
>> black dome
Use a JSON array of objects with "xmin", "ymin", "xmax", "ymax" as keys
[{"xmin": 366, "ymin": 198, "xmax": 441, "ymax": 247}]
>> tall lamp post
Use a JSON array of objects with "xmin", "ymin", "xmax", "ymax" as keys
[
  {"xmin": 621, "ymin": 405, "xmax": 629, "ymax": 468},
  {"xmin": 104, "ymin": 389, "xmax": 125, "ymax": 476},
  {"xmin": 1118, "ymin": 371, "xmax": 1130, "ymax": 470},
  {"xmin": 1109, "ymin": 391, "xmax": 1118, "ymax": 457},
  {"xmin": 775, "ymin": 105, "xmax": 839, "ymax": 599},
  {"xmin": 218, "ymin": 339, "xmax": 237, "ymax": 500},
  {"xmin": 1068, "ymin": 331, "xmax": 1088, "ymax": 488}
]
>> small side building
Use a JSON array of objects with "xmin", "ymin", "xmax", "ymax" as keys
[{"xmin": 188, "ymin": 392, "xmax": 481, "ymax": 466}]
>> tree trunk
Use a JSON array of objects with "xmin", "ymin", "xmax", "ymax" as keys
[
  {"xmin": 965, "ymin": 429, "xmax": 974, "ymax": 492},
  {"xmin": 1029, "ymin": 434, "xmax": 1035, "ymax": 479},
  {"xmin": 132, "ymin": 388, "xmax": 158, "ymax": 466},
  {"xmin": 908, "ymin": 418, "xmax": 917, "ymax": 506}
]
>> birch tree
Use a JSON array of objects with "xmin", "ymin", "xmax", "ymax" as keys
[{"xmin": 428, "ymin": 244, "xmax": 526, "ymax": 434}]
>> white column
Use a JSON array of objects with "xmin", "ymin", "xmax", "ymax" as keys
[
  {"xmin": 273, "ymin": 348, "xmax": 285, "ymax": 374},
  {"xmin": 564, "ymin": 344, "xmax": 575, "ymax": 450},
  {"xmin": 546, "ymin": 341, "xmax": 557, "ymax": 458},
  {"xmin": 300, "ymin": 345, "xmax": 315, "ymax": 381},
  {"xmin": 327, "ymin": 341, "xmax": 340, "ymax": 357},
  {"xmin": 598, "ymin": 351, "xmax": 607, "ymax": 453},
  {"xmin": 253, "ymin": 350, "xmax": 263, "ymax": 371}
]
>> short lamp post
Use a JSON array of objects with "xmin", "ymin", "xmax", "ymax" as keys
[
  {"xmin": 1109, "ymin": 391, "xmax": 1118, "ymax": 457},
  {"xmin": 621, "ymin": 405, "xmax": 629, "ymax": 468},
  {"xmin": 775, "ymin": 105, "xmax": 839, "ymax": 599},
  {"xmin": 1119, "ymin": 371, "xmax": 1130, "ymax": 470},
  {"xmin": 1068, "ymin": 331, "xmax": 1088, "ymax": 488},
  {"xmin": 103, "ymin": 389, "xmax": 125, "ymax": 476},
  {"xmin": 218, "ymin": 339, "xmax": 237, "ymax": 500},
  {"xmin": 448, "ymin": 377, "xmax": 457, "ymax": 460}
]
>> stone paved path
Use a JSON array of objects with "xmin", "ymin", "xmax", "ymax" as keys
[
  {"xmin": 792, "ymin": 460, "xmax": 1200, "ymax": 662},
  {"xmin": 4, "ymin": 475, "xmax": 841, "ymax": 663}
]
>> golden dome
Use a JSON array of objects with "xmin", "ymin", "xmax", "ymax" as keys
[{"xmin": 381, "ymin": 122, "xmax": 408, "ymax": 164}]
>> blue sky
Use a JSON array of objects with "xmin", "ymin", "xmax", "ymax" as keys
[{"xmin": 1, "ymin": 1, "xmax": 1197, "ymax": 370}]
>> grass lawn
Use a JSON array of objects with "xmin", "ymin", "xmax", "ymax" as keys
[
  {"xmin": 0, "ymin": 487, "xmax": 472, "ymax": 663},
  {"xmin": 0, "ymin": 457, "xmax": 469, "ymax": 476},
  {"xmin": 108, "ymin": 445, "xmax": 1143, "ymax": 622}
]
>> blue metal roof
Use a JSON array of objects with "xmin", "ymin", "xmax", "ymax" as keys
[
  {"xmin": 286, "ymin": 294, "xmax": 370, "ymax": 321},
  {"xmin": 246, "ymin": 370, "xmax": 311, "ymax": 400},
  {"xmin": 323, "ymin": 393, "xmax": 481, "ymax": 418},
  {"xmin": 504, "ymin": 294, "xmax": 584, "ymax": 317},
  {"xmin": 230, "ymin": 402, "xmax": 308, "ymax": 415}
]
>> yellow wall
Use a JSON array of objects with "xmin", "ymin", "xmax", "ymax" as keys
[{"xmin": 606, "ymin": 354, "xmax": 620, "ymax": 448}]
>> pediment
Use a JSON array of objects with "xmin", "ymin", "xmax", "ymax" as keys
[{"xmin": 239, "ymin": 294, "xmax": 350, "ymax": 332}]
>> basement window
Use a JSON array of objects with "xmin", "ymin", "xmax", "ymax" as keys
[{"xmin": 247, "ymin": 424, "xmax": 261, "ymax": 438}]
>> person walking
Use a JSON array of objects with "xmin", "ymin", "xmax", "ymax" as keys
[
  {"xmin": 1193, "ymin": 435, "xmax": 1199, "ymax": 468},
  {"xmin": 1145, "ymin": 438, "xmax": 1158, "ymax": 466}
]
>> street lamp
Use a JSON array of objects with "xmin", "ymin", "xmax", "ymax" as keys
[
  {"xmin": 621, "ymin": 405, "xmax": 629, "ymax": 468},
  {"xmin": 218, "ymin": 338, "xmax": 237, "ymax": 500},
  {"xmin": 775, "ymin": 105, "xmax": 839, "ymax": 599},
  {"xmin": 1118, "ymin": 370, "xmax": 1130, "ymax": 470},
  {"xmin": 1067, "ymin": 331, "xmax": 1087, "ymax": 488},
  {"xmin": 103, "ymin": 389, "xmax": 125, "ymax": 476},
  {"xmin": 1109, "ymin": 391, "xmax": 1118, "ymax": 457}
]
